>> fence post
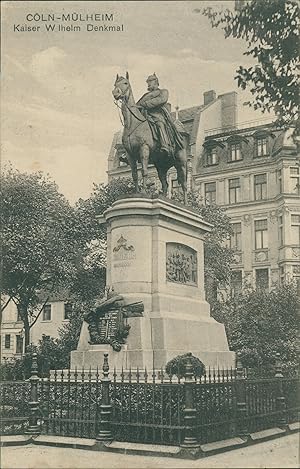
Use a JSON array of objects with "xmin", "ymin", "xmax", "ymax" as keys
[
  {"xmin": 235, "ymin": 353, "xmax": 248, "ymax": 439},
  {"xmin": 181, "ymin": 352, "xmax": 199, "ymax": 449},
  {"xmin": 25, "ymin": 352, "xmax": 40, "ymax": 435},
  {"xmin": 275, "ymin": 352, "xmax": 287, "ymax": 428},
  {"xmin": 96, "ymin": 353, "xmax": 113, "ymax": 442}
]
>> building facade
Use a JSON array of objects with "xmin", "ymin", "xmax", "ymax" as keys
[
  {"xmin": 107, "ymin": 89, "xmax": 300, "ymax": 294},
  {"xmin": 1, "ymin": 295, "xmax": 72, "ymax": 362},
  {"xmin": 198, "ymin": 122, "xmax": 300, "ymax": 294}
]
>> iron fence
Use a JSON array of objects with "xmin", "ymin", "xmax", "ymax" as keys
[
  {"xmin": 111, "ymin": 370, "xmax": 185, "ymax": 445},
  {"xmin": 1, "ymin": 352, "xmax": 299, "ymax": 447},
  {"xmin": 39, "ymin": 368, "xmax": 102, "ymax": 439},
  {"xmin": 0, "ymin": 379, "xmax": 30, "ymax": 435}
]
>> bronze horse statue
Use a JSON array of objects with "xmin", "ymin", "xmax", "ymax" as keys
[{"xmin": 112, "ymin": 73, "xmax": 188, "ymax": 203}]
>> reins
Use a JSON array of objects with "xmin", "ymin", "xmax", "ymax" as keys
[
  {"xmin": 114, "ymin": 99, "xmax": 125, "ymax": 126},
  {"xmin": 123, "ymin": 101, "xmax": 146, "ymax": 123},
  {"xmin": 113, "ymin": 97, "xmax": 147, "ymax": 137}
]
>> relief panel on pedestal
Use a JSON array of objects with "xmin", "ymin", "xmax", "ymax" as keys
[{"xmin": 166, "ymin": 243, "xmax": 198, "ymax": 286}]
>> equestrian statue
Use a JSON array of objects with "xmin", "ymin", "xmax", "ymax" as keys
[{"xmin": 112, "ymin": 72, "xmax": 188, "ymax": 203}]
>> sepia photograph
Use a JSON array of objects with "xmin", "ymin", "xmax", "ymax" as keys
[{"xmin": 1, "ymin": 1, "xmax": 299, "ymax": 468}]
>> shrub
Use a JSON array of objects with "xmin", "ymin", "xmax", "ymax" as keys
[
  {"xmin": 165, "ymin": 353, "xmax": 205, "ymax": 379},
  {"xmin": 211, "ymin": 282, "xmax": 299, "ymax": 373}
]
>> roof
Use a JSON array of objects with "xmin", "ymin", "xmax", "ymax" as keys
[
  {"xmin": 171, "ymin": 105, "xmax": 204, "ymax": 145},
  {"xmin": 204, "ymin": 123, "xmax": 275, "ymax": 143},
  {"xmin": 272, "ymin": 127, "xmax": 298, "ymax": 156}
]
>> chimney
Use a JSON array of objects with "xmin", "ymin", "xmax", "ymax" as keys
[
  {"xmin": 219, "ymin": 91, "xmax": 238, "ymax": 129},
  {"xmin": 203, "ymin": 90, "xmax": 216, "ymax": 106}
]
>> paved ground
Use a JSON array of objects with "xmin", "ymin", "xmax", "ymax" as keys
[{"xmin": 1, "ymin": 434, "xmax": 299, "ymax": 469}]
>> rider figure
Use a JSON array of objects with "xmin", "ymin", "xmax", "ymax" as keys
[{"xmin": 137, "ymin": 73, "xmax": 184, "ymax": 155}]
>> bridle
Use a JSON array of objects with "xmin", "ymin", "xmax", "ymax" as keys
[{"xmin": 113, "ymin": 83, "xmax": 147, "ymax": 137}]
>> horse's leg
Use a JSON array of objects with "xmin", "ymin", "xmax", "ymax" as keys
[
  {"xmin": 140, "ymin": 144, "xmax": 150, "ymax": 192},
  {"xmin": 175, "ymin": 149, "xmax": 188, "ymax": 204},
  {"xmin": 128, "ymin": 155, "xmax": 138, "ymax": 192},
  {"xmin": 156, "ymin": 165, "xmax": 169, "ymax": 196}
]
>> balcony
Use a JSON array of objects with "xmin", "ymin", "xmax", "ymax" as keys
[{"xmin": 279, "ymin": 246, "xmax": 300, "ymax": 261}]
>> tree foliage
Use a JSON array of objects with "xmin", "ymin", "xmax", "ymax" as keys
[
  {"xmin": 201, "ymin": 0, "xmax": 299, "ymax": 128},
  {"xmin": 212, "ymin": 282, "xmax": 299, "ymax": 372},
  {"xmin": 1, "ymin": 167, "xmax": 84, "ymax": 346},
  {"xmin": 185, "ymin": 191, "xmax": 234, "ymax": 288}
]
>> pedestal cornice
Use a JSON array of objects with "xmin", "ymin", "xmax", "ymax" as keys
[{"xmin": 103, "ymin": 195, "xmax": 213, "ymax": 236}]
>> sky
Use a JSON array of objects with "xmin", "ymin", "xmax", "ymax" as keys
[{"xmin": 1, "ymin": 0, "xmax": 267, "ymax": 204}]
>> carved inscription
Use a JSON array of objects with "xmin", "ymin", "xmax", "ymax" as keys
[
  {"xmin": 166, "ymin": 243, "xmax": 197, "ymax": 286},
  {"xmin": 113, "ymin": 235, "xmax": 136, "ymax": 267},
  {"xmin": 98, "ymin": 309, "xmax": 120, "ymax": 342}
]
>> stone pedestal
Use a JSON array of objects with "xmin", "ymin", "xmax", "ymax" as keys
[{"xmin": 71, "ymin": 195, "xmax": 235, "ymax": 370}]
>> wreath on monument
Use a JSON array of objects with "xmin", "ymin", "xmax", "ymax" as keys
[{"xmin": 84, "ymin": 288, "xmax": 143, "ymax": 352}]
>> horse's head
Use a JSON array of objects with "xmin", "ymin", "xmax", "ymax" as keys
[{"xmin": 112, "ymin": 72, "xmax": 131, "ymax": 101}]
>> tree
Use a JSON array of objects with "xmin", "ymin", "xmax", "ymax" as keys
[
  {"xmin": 185, "ymin": 191, "xmax": 234, "ymax": 297},
  {"xmin": 1, "ymin": 167, "xmax": 84, "ymax": 348},
  {"xmin": 211, "ymin": 282, "xmax": 299, "ymax": 372},
  {"xmin": 200, "ymin": 0, "xmax": 299, "ymax": 129}
]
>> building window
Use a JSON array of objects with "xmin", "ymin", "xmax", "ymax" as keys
[
  {"xmin": 256, "ymin": 137, "xmax": 268, "ymax": 157},
  {"xmin": 291, "ymin": 214, "xmax": 300, "ymax": 245},
  {"xmin": 64, "ymin": 303, "xmax": 73, "ymax": 320},
  {"xmin": 255, "ymin": 219, "xmax": 268, "ymax": 249},
  {"xmin": 42, "ymin": 304, "xmax": 52, "ymax": 321},
  {"xmin": 278, "ymin": 216, "xmax": 283, "ymax": 246},
  {"xmin": 277, "ymin": 169, "xmax": 282, "ymax": 194},
  {"xmin": 118, "ymin": 150, "xmax": 128, "ymax": 167},
  {"xmin": 231, "ymin": 270, "xmax": 243, "ymax": 297},
  {"xmin": 229, "ymin": 143, "xmax": 242, "ymax": 162},
  {"xmin": 254, "ymin": 174, "xmax": 267, "ymax": 200},
  {"xmin": 4, "ymin": 334, "xmax": 11, "ymax": 349},
  {"xmin": 256, "ymin": 268, "xmax": 269, "ymax": 291},
  {"xmin": 228, "ymin": 178, "xmax": 241, "ymax": 204},
  {"xmin": 230, "ymin": 223, "xmax": 242, "ymax": 251},
  {"xmin": 204, "ymin": 182, "xmax": 216, "ymax": 204},
  {"xmin": 290, "ymin": 167, "xmax": 300, "ymax": 195},
  {"xmin": 171, "ymin": 179, "xmax": 180, "ymax": 197},
  {"xmin": 207, "ymin": 148, "xmax": 218, "ymax": 166},
  {"xmin": 16, "ymin": 335, "xmax": 23, "ymax": 354}
]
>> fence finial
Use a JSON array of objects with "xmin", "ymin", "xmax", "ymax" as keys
[
  {"xmin": 275, "ymin": 352, "xmax": 283, "ymax": 378},
  {"xmin": 184, "ymin": 352, "xmax": 194, "ymax": 383},
  {"xmin": 102, "ymin": 353, "xmax": 109, "ymax": 378},
  {"xmin": 236, "ymin": 352, "xmax": 244, "ymax": 379},
  {"xmin": 31, "ymin": 352, "xmax": 38, "ymax": 377}
]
